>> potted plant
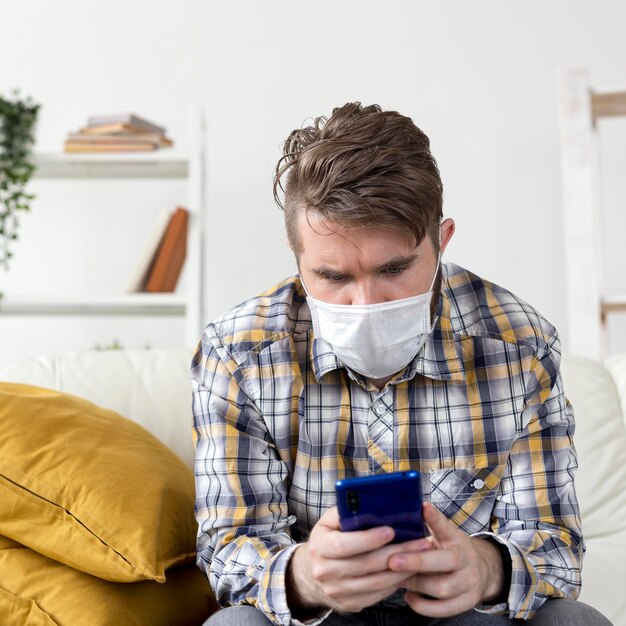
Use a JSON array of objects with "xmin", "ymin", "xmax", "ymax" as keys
[{"xmin": 0, "ymin": 91, "xmax": 40, "ymax": 270}]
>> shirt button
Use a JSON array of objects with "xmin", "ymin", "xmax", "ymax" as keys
[
  {"xmin": 472, "ymin": 479, "xmax": 485, "ymax": 490},
  {"xmin": 372, "ymin": 404, "xmax": 385, "ymax": 416}
]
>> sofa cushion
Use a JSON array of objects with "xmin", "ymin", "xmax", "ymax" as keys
[
  {"xmin": 0, "ymin": 535, "xmax": 218, "ymax": 626},
  {"xmin": 0, "ymin": 382, "xmax": 197, "ymax": 583},
  {"xmin": 0, "ymin": 348, "xmax": 195, "ymax": 468},
  {"xmin": 606, "ymin": 353, "xmax": 626, "ymax": 430},
  {"xmin": 561, "ymin": 355, "xmax": 626, "ymax": 537}
]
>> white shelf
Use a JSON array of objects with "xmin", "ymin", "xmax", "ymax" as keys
[
  {"xmin": 0, "ymin": 294, "xmax": 186, "ymax": 316},
  {"xmin": 33, "ymin": 152, "xmax": 189, "ymax": 179},
  {"xmin": 8, "ymin": 109, "xmax": 206, "ymax": 351}
]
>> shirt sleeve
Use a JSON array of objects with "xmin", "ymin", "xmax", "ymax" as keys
[
  {"xmin": 473, "ymin": 333, "xmax": 584, "ymax": 620},
  {"xmin": 191, "ymin": 325, "xmax": 315, "ymax": 626}
]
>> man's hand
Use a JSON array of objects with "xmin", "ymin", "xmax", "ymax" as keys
[
  {"xmin": 388, "ymin": 502, "xmax": 506, "ymax": 617},
  {"xmin": 286, "ymin": 506, "xmax": 430, "ymax": 617}
]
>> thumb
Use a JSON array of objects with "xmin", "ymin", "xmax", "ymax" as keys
[
  {"xmin": 316, "ymin": 506, "xmax": 341, "ymax": 531},
  {"xmin": 423, "ymin": 502, "xmax": 460, "ymax": 547}
]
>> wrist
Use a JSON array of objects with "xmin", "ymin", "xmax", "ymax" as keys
[
  {"xmin": 286, "ymin": 544, "xmax": 327, "ymax": 619},
  {"xmin": 474, "ymin": 537, "xmax": 507, "ymax": 604}
]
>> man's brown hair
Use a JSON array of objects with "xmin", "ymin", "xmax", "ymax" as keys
[{"xmin": 274, "ymin": 102, "xmax": 443, "ymax": 255}]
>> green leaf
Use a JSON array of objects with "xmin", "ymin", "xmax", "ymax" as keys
[{"xmin": 0, "ymin": 90, "xmax": 40, "ymax": 268}]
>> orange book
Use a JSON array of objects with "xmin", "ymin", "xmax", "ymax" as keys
[{"xmin": 144, "ymin": 207, "xmax": 189, "ymax": 293}]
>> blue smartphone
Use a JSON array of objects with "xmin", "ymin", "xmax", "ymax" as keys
[{"xmin": 335, "ymin": 471, "xmax": 425, "ymax": 543}]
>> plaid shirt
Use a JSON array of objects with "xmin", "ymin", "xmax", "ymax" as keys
[{"xmin": 192, "ymin": 262, "xmax": 584, "ymax": 625}]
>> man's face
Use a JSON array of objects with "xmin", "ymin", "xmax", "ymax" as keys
[{"xmin": 296, "ymin": 212, "xmax": 454, "ymax": 305}]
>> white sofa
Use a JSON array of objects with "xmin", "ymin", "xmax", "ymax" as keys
[{"xmin": 0, "ymin": 348, "xmax": 625, "ymax": 625}]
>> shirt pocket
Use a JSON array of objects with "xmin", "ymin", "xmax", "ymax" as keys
[{"xmin": 428, "ymin": 465, "xmax": 505, "ymax": 536}]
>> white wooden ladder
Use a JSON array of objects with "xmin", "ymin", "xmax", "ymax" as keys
[{"xmin": 558, "ymin": 68, "xmax": 626, "ymax": 359}]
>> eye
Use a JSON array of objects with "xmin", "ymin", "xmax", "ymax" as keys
[
  {"xmin": 322, "ymin": 273, "xmax": 345, "ymax": 282},
  {"xmin": 384, "ymin": 265, "xmax": 407, "ymax": 276}
]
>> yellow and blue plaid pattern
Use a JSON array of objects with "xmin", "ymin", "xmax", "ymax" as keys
[{"xmin": 192, "ymin": 262, "xmax": 583, "ymax": 625}]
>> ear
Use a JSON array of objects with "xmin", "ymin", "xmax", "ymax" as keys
[
  {"xmin": 286, "ymin": 237, "xmax": 293, "ymax": 252},
  {"xmin": 439, "ymin": 218, "xmax": 455, "ymax": 255}
]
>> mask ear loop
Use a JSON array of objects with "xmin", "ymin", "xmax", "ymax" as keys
[
  {"xmin": 299, "ymin": 272, "xmax": 312, "ymax": 297},
  {"xmin": 428, "ymin": 255, "xmax": 441, "ymax": 293},
  {"xmin": 427, "ymin": 225, "xmax": 443, "ymax": 293}
]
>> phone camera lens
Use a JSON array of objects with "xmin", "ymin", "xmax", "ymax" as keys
[{"xmin": 347, "ymin": 489, "xmax": 360, "ymax": 514}]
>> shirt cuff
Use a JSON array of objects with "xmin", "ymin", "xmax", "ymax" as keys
[{"xmin": 259, "ymin": 544, "xmax": 332, "ymax": 626}]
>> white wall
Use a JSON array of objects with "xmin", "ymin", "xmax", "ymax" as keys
[{"xmin": 1, "ymin": 0, "xmax": 626, "ymax": 364}]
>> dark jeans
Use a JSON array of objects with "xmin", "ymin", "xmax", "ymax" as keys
[{"xmin": 203, "ymin": 599, "xmax": 613, "ymax": 625}]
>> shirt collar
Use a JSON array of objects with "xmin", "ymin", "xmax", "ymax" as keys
[{"xmin": 403, "ymin": 290, "xmax": 465, "ymax": 382}]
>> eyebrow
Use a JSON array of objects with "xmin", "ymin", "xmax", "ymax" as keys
[
  {"xmin": 311, "ymin": 253, "xmax": 420, "ymax": 278},
  {"xmin": 311, "ymin": 266, "xmax": 343, "ymax": 279},
  {"xmin": 374, "ymin": 254, "xmax": 420, "ymax": 273}
]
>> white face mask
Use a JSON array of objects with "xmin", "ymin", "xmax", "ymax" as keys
[{"xmin": 305, "ymin": 258, "xmax": 440, "ymax": 380}]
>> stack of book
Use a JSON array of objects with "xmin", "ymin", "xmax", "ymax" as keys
[
  {"xmin": 64, "ymin": 113, "xmax": 173, "ymax": 153},
  {"xmin": 127, "ymin": 207, "xmax": 189, "ymax": 293}
]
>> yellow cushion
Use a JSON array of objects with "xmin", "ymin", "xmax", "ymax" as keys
[
  {"xmin": 0, "ymin": 587, "xmax": 56, "ymax": 626},
  {"xmin": 0, "ymin": 382, "xmax": 197, "ymax": 582},
  {"xmin": 0, "ymin": 535, "xmax": 218, "ymax": 626}
]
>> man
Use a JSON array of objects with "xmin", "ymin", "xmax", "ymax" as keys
[{"xmin": 192, "ymin": 103, "xmax": 610, "ymax": 625}]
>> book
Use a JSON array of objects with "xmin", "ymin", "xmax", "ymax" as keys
[
  {"xmin": 126, "ymin": 207, "xmax": 172, "ymax": 293},
  {"xmin": 74, "ymin": 126, "xmax": 174, "ymax": 147},
  {"xmin": 144, "ymin": 207, "xmax": 189, "ymax": 293},
  {"xmin": 87, "ymin": 113, "xmax": 166, "ymax": 135},
  {"xmin": 64, "ymin": 113, "xmax": 172, "ymax": 153},
  {"xmin": 63, "ymin": 142, "xmax": 158, "ymax": 153},
  {"xmin": 67, "ymin": 133, "xmax": 161, "ymax": 145}
]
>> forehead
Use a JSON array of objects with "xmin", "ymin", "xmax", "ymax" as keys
[{"xmin": 296, "ymin": 211, "xmax": 422, "ymax": 266}]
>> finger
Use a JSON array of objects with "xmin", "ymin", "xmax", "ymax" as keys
[
  {"xmin": 398, "ymin": 571, "xmax": 464, "ymax": 600},
  {"xmin": 404, "ymin": 589, "xmax": 476, "ymax": 618},
  {"xmin": 388, "ymin": 546, "xmax": 460, "ymax": 574},
  {"xmin": 325, "ymin": 585, "xmax": 403, "ymax": 614},
  {"xmin": 315, "ymin": 525, "xmax": 395, "ymax": 559},
  {"xmin": 324, "ymin": 539, "xmax": 430, "ymax": 580},
  {"xmin": 393, "ymin": 538, "xmax": 432, "ymax": 553},
  {"xmin": 316, "ymin": 506, "xmax": 341, "ymax": 530},
  {"xmin": 423, "ymin": 502, "xmax": 461, "ymax": 547},
  {"xmin": 385, "ymin": 539, "xmax": 431, "ymax": 571},
  {"xmin": 328, "ymin": 568, "xmax": 419, "ymax": 597}
]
